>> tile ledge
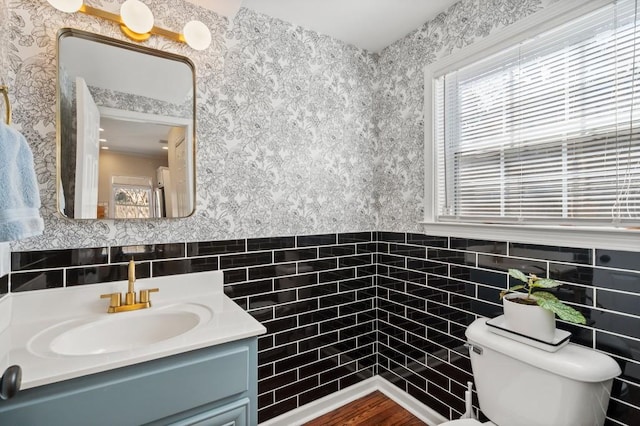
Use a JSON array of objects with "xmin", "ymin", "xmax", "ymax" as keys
[{"xmin": 417, "ymin": 222, "xmax": 640, "ymax": 252}]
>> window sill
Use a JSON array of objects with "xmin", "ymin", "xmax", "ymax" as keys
[{"xmin": 418, "ymin": 221, "xmax": 640, "ymax": 252}]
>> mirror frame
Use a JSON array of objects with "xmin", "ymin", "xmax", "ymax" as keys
[{"xmin": 55, "ymin": 28, "xmax": 197, "ymax": 220}]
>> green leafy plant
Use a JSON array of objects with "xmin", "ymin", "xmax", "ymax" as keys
[{"xmin": 500, "ymin": 268, "xmax": 586, "ymax": 324}]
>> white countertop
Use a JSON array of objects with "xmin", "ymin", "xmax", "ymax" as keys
[{"xmin": 0, "ymin": 271, "xmax": 266, "ymax": 389}]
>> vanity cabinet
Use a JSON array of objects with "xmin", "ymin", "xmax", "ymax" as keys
[{"xmin": 0, "ymin": 337, "xmax": 258, "ymax": 426}]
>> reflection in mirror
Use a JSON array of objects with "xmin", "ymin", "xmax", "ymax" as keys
[{"xmin": 57, "ymin": 29, "xmax": 195, "ymax": 219}]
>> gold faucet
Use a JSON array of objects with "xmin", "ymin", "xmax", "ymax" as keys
[{"xmin": 100, "ymin": 259, "xmax": 159, "ymax": 313}]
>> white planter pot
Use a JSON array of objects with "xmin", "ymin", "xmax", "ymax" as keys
[{"xmin": 503, "ymin": 293, "xmax": 556, "ymax": 342}]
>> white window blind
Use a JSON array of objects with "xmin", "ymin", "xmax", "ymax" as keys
[{"xmin": 434, "ymin": 0, "xmax": 640, "ymax": 227}]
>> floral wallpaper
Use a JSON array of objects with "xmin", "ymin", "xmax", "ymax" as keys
[
  {"xmin": 0, "ymin": 0, "xmax": 7, "ymax": 78},
  {"xmin": 7, "ymin": 0, "xmax": 376, "ymax": 250},
  {"xmin": 0, "ymin": 0, "xmax": 8, "ymax": 119},
  {"xmin": 214, "ymin": 8, "xmax": 377, "ymax": 238},
  {"xmin": 374, "ymin": 0, "xmax": 558, "ymax": 232},
  {"xmin": 4, "ymin": 0, "xmax": 563, "ymax": 250},
  {"xmin": 88, "ymin": 86, "xmax": 193, "ymax": 119}
]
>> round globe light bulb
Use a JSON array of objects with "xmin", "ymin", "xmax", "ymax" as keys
[
  {"xmin": 183, "ymin": 20, "xmax": 212, "ymax": 51},
  {"xmin": 120, "ymin": 0, "xmax": 154, "ymax": 34},
  {"xmin": 47, "ymin": 0, "xmax": 83, "ymax": 13}
]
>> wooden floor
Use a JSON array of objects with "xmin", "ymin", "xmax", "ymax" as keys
[{"xmin": 303, "ymin": 391, "xmax": 428, "ymax": 426}]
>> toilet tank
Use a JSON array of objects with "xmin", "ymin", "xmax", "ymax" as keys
[{"xmin": 466, "ymin": 318, "xmax": 621, "ymax": 426}]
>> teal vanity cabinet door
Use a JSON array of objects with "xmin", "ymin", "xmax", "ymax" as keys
[{"xmin": 0, "ymin": 338, "xmax": 258, "ymax": 426}]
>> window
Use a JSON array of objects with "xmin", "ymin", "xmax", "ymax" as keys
[
  {"xmin": 113, "ymin": 186, "xmax": 152, "ymax": 219},
  {"xmin": 431, "ymin": 0, "xmax": 639, "ymax": 227},
  {"xmin": 110, "ymin": 176, "xmax": 153, "ymax": 219}
]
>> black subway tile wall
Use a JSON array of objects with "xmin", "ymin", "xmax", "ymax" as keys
[
  {"xmin": 297, "ymin": 234, "xmax": 337, "ymax": 247},
  {"xmin": 111, "ymin": 243, "xmax": 185, "ymax": 262},
  {"xmin": 0, "ymin": 275, "xmax": 7, "ymax": 294},
  {"xmin": 152, "ymin": 256, "xmax": 219, "ymax": 277},
  {"xmin": 12, "ymin": 269, "xmax": 64, "ymax": 292},
  {"xmin": 247, "ymin": 237, "xmax": 296, "ymax": 252},
  {"xmin": 509, "ymin": 242, "xmax": 592, "ymax": 264},
  {"xmin": 187, "ymin": 239, "xmax": 246, "ymax": 256},
  {"xmin": 5, "ymin": 231, "xmax": 640, "ymax": 425},
  {"xmin": 7, "ymin": 233, "xmax": 376, "ymax": 424},
  {"xmin": 376, "ymin": 232, "xmax": 640, "ymax": 426},
  {"xmin": 12, "ymin": 247, "xmax": 108, "ymax": 271},
  {"xmin": 67, "ymin": 262, "xmax": 151, "ymax": 286}
]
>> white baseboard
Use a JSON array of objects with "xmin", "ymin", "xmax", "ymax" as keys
[
  {"xmin": 376, "ymin": 377, "xmax": 448, "ymax": 425},
  {"xmin": 259, "ymin": 375, "xmax": 449, "ymax": 426}
]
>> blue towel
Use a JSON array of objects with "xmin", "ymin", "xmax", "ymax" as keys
[{"xmin": 0, "ymin": 121, "xmax": 44, "ymax": 241}]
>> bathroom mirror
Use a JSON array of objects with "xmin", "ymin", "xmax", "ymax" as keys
[{"xmin": 56, "ymin": 29, "xmax": 196, "ymax": 219}]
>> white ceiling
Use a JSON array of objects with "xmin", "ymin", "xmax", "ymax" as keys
[
  {"xmin": 100, "ymin": 118, "xmax": 172, "ymax": 157},
  {"xmin": 188, "ymin": 0, "xmax": 460, "ymax": 52}
]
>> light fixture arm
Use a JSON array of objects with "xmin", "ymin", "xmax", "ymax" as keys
[{"xmin": 78, "ymin": 4, "xmax": 183, "ymax": 43}]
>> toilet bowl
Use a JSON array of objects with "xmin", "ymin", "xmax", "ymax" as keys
[{"xmin": 439, "ymin": 318, "xmax": 620, "ymax": 426}]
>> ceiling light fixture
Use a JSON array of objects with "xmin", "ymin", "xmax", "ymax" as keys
[{"xmin": 46, "ymin": 0, "xmax": 212, "ymax": 50}]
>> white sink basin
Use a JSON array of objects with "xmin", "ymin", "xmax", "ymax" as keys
[
  {"xmin": 28, "ymin": 303, "xmax": 213, "ymax": 357},
  {"xmin": 2, "ymin": 271, "xmax": 266, "ymax": 390}
]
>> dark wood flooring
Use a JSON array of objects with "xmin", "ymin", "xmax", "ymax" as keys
[{"xmin": 303, "ymin": 390, "xmax": 428, "ymax": 426}]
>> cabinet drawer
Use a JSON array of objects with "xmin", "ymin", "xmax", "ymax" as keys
[
  {"xmin": 0, "ymin": 342, "xmax": 251, "ymax": 426},
  {"xmin": 167, "ymin": 397, "xmax": 249, "ymax": 426}
]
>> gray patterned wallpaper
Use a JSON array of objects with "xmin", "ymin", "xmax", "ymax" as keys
[
  {"xmin": 375, "ymin": 0, "xmax": 554, "ymax": 232},
  {"xmin": 89, "ymin": 86, "xmax": 193, "ymax": 119},
  {"xmin": 7, "ymin": 0, "xmax": 376, "ymax": 250},
  {"xmin": 0, "ymin": 0, "xmax": 7, "ymax": 80},
  {"xmin": 5, "ymin": 0, "xmax": 557, "ymax": 250}
]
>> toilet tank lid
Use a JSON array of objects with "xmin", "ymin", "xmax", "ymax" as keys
[{"xmin": 466, "ymin": 318, "xmax": 621, "ymax": 383}]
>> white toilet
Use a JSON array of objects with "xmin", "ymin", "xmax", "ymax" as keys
[{"xmin": 441, "ymin": 318, "xmax": 622, "ymax": 426}]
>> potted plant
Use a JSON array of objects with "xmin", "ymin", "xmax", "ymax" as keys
[{"xmin": 499, "ymin": 268, "xmax": 586, "ymax": 341}]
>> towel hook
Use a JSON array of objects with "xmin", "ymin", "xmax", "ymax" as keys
[{"xmin": 0, "ymin": 85, "xmax": 11, "ymax": 125}]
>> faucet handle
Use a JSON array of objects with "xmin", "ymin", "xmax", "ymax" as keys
[
  {"xmin": 100, "ymin": 292, "xmax": 122, "ymax": 310},
  {"xmin": 139, "ymin": 288, "xmax": 159, "ymax": 304}
]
